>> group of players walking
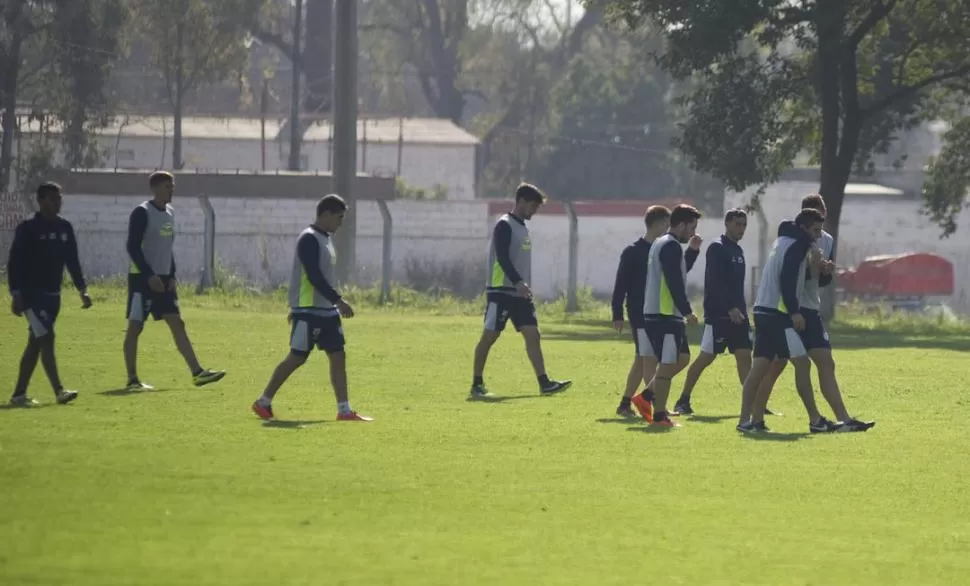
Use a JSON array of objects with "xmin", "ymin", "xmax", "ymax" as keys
[{"xmin": 6, "ymin": 173, "xmax": 874, "ymax": 432}]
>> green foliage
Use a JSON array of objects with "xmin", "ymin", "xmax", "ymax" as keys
[
  {"xmin": 922, "ymin": 116, "xmax": 970, "ymax": 237},
  {"xmin": 394, "ymin": 177, "xmax": 448, "ymax": 201},
  {"xmin": 531, "ymin": 30, "xmax": 699, "ymax": 201},
  {"xmin": 595, "ymin": 0, "xmax": 970, "ymax": 237}
]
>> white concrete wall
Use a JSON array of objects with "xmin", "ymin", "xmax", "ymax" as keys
[{"xmin": 4, "ymin": 182, "xmax": 970, "ymax": 309}]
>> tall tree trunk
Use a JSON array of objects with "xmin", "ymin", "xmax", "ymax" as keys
[
  {"xmin": 303, "ymin": 0, "xmax": 332, "ymax": 114},
  {"xmin": 0, "ymin": 16, "xmax": 23, "ymax": 192}
]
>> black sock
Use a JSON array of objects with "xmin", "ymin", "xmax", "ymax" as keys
[
  {"xmin": 538, "ymin": 374, "xmax": 551, "ymax": 386},
  {"xmin": 473, "ymin": 376, "xmax": 484, "ymax": 386},
  {"xmin": 619, "ymin": 396, "xmax": 632, "ymax": 408},
  {"xmin": 677, "ymin": 394, "xmax": 689, "ymax": 404},
  {"xmin": 640, "ymin": 388, "xmax": 654, "ymax": 402},
  {"xmin": 654, "ymin": 411, "xmax": 668, "ymax": 421},
  {"xmin": 193, "ymin": 368, "xmax": 203, "ymax": 376}
]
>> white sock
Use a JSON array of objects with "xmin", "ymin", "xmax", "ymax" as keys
[
  {"xmin": 258, "ymin": 396, "xmax": 272, "ymax": 407},
  {"xmin": 337, "ymin": 401, "xmax": 352, "ymax": 414}
]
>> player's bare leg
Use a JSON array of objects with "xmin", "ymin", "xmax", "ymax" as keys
[
  {"xmin": 756, "ymin": 358, "xmax": 785, "ymax": 416},
  {"xmin": 470, "ymin": 330, "xmax": 500, "ymax": 397},
  {"xmin": 11, "ymin": 335, "xmax": 41, "ymax": 405},
  {"xmin": 123, "ymin": 321, "xmax": 145, "ymax": 388},
  {"xmin": 648, "ymin": 361, "xmax": 682, "ymax": 426},
  {"xmin": 808, "ymin": 349, "xmax": 873, "ymax": 431},
  {"xmin": 616, "ymin": 356, "xmax": 644, "ymax": 417},
  {"xmin": 738, "ymin": 357, "xmax": 773, "ymax": 428},
  {"xmin": 522, "ymin": 326, "xmax": 571, "ymax": 394},
  {"xmin": 733, "ymin": 349, "xmax": 752, "ymax": 387},
  {"xmin": 163, "ymin": 314, "xmax": 225, "ymax": 387},
  {"xmin": 673, "ymin": 351, "xmax": 714, "ymax": 414},
  {"xmin": 329, "ymin": 350, "xmax": 371, "ymax": 421},
  {"xmin": 753, "ymin": 357, "xmax": 812, "ymax": 426}
]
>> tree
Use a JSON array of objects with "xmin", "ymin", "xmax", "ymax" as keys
[
  {"xmin": 531, "ymin": 28, "xmax": 714, "ymax": 204},
  {"xmin": 595, "ymin": 0, "xmax": 970, "ymax": 254},
  {"xmin": 134, "ymin": 0, "xmax": 263, "ymax": 169},
  {"xmin": 922, "ymin": 115, "xmax": 970, "ymax": 237}
]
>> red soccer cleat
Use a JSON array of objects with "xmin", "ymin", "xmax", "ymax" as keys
[
  {"xmin": 336, "ymin": 411, "xmax": 373, "ymax": 422},
  {"xmin": 251, "ymin": 401, "xmax": 274, "ymax": 420},
  {"xmin": 631, "ymin": 394, "xmax": 654, "ymax": 423}
]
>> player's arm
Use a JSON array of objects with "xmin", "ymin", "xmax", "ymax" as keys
[
  {"xmin": 780, "ymin": 242, "xmax": 808, "ymax": 315},
  {"xmin": 610, "ymin": 247, "xmax": 632, "ymax": 322},
  {"xmin": 702, "ymin": 242, "xmax": 722, "ymax": 298},
  {"xmin": 7, "ymin": 222, "xmax": 29, "ymax": 297},
  {"xmin": 296, "ymin": 233, "xmax": 342, "ymax": 304},
  {"xmin": 685, "ymin": 246, "xmax": 700, "ymax": 273},
  {"xmin": 659, "ymin": 241, "xmax": 692, "ymax": 316},
  {"xmin": 126, "ymin": 206, "xmax": 154, "ymax": 276},
  {"xmin": 63, "ymin": 222, "xmax": 88, "ymax": 293},
  {"xmin": 493, "ymin": 221, "xmax": 524, "ymax": 285},
  {"xmin": 818, "ymin": 248, "xmax": 835, "ymax": 287}
]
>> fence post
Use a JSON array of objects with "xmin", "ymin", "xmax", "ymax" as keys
[
  {"xmin": 377, "ymin": 200, "xmax": 393, "ymax": 303},
  {"xmin": 564, "ymin": 201, "xmax": 579, "ymax": 312},
  {"xmin": 197, "ymin": 194, "xmax": 215, "ymax": 293}
]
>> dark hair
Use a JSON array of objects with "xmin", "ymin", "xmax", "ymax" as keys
[
  {"xmin": 36, "ymin": 181, "xmax": 61, "ymax": 200},
  {"xmin": 643, "ymin": 205, "xmax": 671, "ymax": 228},
  {"xmin": 724, "ymin": 208, "xmax": 747, "ymax": 223},
  {"xmin": 515, "ymin": 182, "xmax": 547, "ymax": 204},
  {"xmin": 800, "ymin": 193, "xmax": 826, "ymax": 212},
  {"xmin": 670, "ymin": 203, "xmax": 702, "ymax": 227},
  {"xmin": 795, "ymin": 207, "xmax": 826, "ymax": 228},
  {"xmin": 149, "ymin": 171, "xmax": 174, "ymax": 188},
  {"xmin": 316, "ymin": 193, "xmax": 348, "ymax": 216}
]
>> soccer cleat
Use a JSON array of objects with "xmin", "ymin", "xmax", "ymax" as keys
[
  {"xmin": 837, "ymin": 418, "xmax": 875, "ymax": 433},
  {"xmin": 616, "ymin": 403, "xmax": 637, "ymax": 418},
  {"xmin": 540, "ymin": 379, "xmax": 572, "ymax": 395},
  {"xmin": 809, "ymin": 417, "xmax": 842, "ymax": 433},
  {"xmin": 9, "ymin": 395, "xmax": 39, "ymax": 407},
  {"xmin": 751, "ymin": 420, "xmax": 769, "ymax": 433},
  {"xmin": 251, "ymin": 401, "xmax": 274, "ymax": 421},
  {"xmin": 55, "ymin": 390, "xmax": 78, "ymax": 405},
  {"xmin": 193, "ymin": 369, "xmax": 226, "ymax": 387},
  {"xmin": 651, "ymin": 415, "xmax": 679, "ymax": 428},
  {"xmin": 672, "ymin": 400, "xmax": 693, "ymax": 416},
  {"xmin": 631, "ymin": 393, "xmax": 654, "ymax": 423},
  {"xmin": 125, "ymin": 379, "xmax": 155, "ymax": 392},
  {"xmin": 736, "ymin": 421, "xmax": 756, "ymax": 433},
  {"xmin": 469, "ymin": 383, "xmax": 495, "ymax": 399},
  {"xmin": 337, "ymin": 411, "xmax": 373, "ymax": 422}
]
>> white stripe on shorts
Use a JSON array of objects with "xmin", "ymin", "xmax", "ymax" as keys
[
  {"xmin": 700, "ymin": 325, "xmax": 715, "ymax": 354},
  {"xmin": 128, "ymin": 292, "xmax": 145, "ymax": 322},
  {"xmin": 635, "ymin": 328, "xmax": 653, "ymax": 358},
  {"xmin": 483, "ymin": 302, "xmax": 499, "ymax": 331},
  {"xmin": 24, "ymin": 309, "xmax": 48, "ymax": 338},
  {"xmin": 784, "ymin": 328, "xmax": 807, "ymax": 358},
  {"xmin": 290, "ymin": 320, "xmax": 310, "ymax": 353},
  {"xmin": 661, "ymin": 333, "xmax": 678, "ymax": 364}
]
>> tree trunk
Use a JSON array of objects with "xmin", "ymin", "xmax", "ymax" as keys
[
  {"xmin": 173, "ymin": 21, "xmax": 184, "ymax": 170},
  {"xmin": 0, "ymin": 21, "xmax": 23, "ymax": 193},
  {"xmin": 303, "ymin": 0, "xmax": 332, "ymax": 114}
]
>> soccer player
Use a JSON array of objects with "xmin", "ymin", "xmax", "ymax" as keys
[
  {"xmin": 750, "ymin": 195, "xmax": 875, "ymax": 432},
  {"xmin": 737, "ymin": 209, "xmax": 852, "ymax": 433},
  {"xmin": 611, "ymin": 205, "xmax": 670, "ymax": 417},
  {"xmin": 123, "ymin": 171, "xmax": 225, "ymax": 391},
  {"xmin": 630, "ymin": 204, "xmax": 703, "ymax": 427},
  {"xmin": 251, "ymin": 194, "xmax": 372, "ymax": 422},
  {"xmin": 470, "ymin": 183, "xmax": 571, "ymax": 398},
  {"xmin": 672, "ymin": 208, "xmax": 777, "ymax": 416},
  {"xmin": 6, "ymin": 182, "xmax": 92, "ymax": 406}
]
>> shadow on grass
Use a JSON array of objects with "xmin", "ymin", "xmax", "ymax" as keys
[
  {"xmin": 682, "ymin": 414, "xmax": 736, "ymax": 424},
  {"xmin": 262, "ymin": 420, "xmax": 328, "ymax": 429},
  {"xmin": 625, "ymin": 425, "xmax": 678, "ymax": 434},
  {"xmin": 596, "ymin": 416, "xmax": 642, "ymax": 425},
  {"xmin": 739, "ymin": 432, "xmax": 811, "ymax": 442},
  {"xmin": 98, "ymin": 387, "xmax": 172, "ymax": 397},
  {"xmin": 543, "ymin": 321, "xmax": 970, "ymax": 352},
  {"xmin": 465, "ymin": 394, "xmax": 546, "ymax": 403},
  {"xmin": 0, "ymin": 403, "xmax": 56, "ymax": 411}
]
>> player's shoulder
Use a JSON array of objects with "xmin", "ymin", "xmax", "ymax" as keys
[{"xmin": 13, "ymin": 216, "xmax": 36, "ymax": 234}]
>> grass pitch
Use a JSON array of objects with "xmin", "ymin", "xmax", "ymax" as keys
[{"xmin": 1, "ymin": 285, "xmax": 969, "ymax": 585}]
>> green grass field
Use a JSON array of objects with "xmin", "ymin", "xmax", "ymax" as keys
[{"xmin": 2, "ymin": 285, "xmax": 970, "ymax": 585}]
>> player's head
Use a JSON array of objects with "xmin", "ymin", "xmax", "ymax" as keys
[
  {"xmin": 795, "ymin": 207, "xmax": 826, "ymax": 241},
  {"xmin": 36, "ymin": 181, "xmax": 62, "ymax": 216},
  {"xmin": 668, "ymin": 204, "xmax": 702, "ymax": 243},
  {"xmin": 800, "ymin": 193, "xmax": 826, "ymax": 216},
  {"xmin": 316, "ymin": 193, "xmax": 348, "ymax": 232},
  {"xmin": 724, "ymin": 208, "xmax": 747, "ymax": 242},
  {"xmin": 513, "ymin": 182, "xmax": 547, "ymax": 220},
  {"xmin": 149, "ymin": 171, "xmax": 175, "ymax": 204},
  {"xmin": 643, "ymin": 205, "xmax": 671, "ymax": 234}
]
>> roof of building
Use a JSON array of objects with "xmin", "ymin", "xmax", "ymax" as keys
[{"xmin": 17, "ymin": 114, "xmax": 481, "ymax": 146}]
